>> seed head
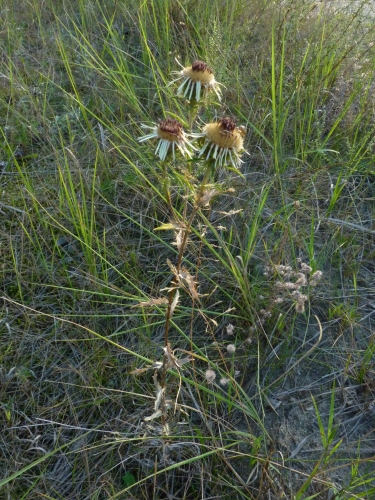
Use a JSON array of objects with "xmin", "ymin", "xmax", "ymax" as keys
[
  {"xmin": 300, "ymin": 262, "xmax": 313, "ymax": 273},
  {"xmin": 295, "ymin": 302, "xmax": 305, "ymax": 313},
  {"xmin": 205, "ymin": 369, "xmax": 216, "ymax": 383},
  {"xmin": 309, "ymin": 270, "xmax": 323, "ymax": 286},
  {"xmin": 226, "ymin": 344, "xmax": 236, "ymax": 354},
  {"xmin": 226, "ymin": 323, "xmax": 235, "ymax": 335},
  {"xmin": 157, "ymin": 117, "xmax": 184, "ymax": 140}
]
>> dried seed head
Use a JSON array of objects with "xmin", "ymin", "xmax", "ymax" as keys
[
  {"xmin": 295, "ymin": 302, "xmax": 305, "ymax": 313},
  {"xmin": 292, "ymin": 291, "xmax": 308, "ymax": 304},
  {"xmin": 182, "ymin": 61, "xmax": 214, "ymax": 85},
  {"xmin": 157, "ymin": 118, "xmax": 184, "ymax": 142},
  {"xmin": 218, "ymin": 116, "xmax": 237, "ymax": 133},
  {"xmin": 226, "ymin": 323, "xmax": 235, "ymax": 335},
  {"xmin": 310, "ymin": 270, "xmax": 323, "ymax": 286},
  {"xmin": 191, "ymin": 60, "xmax": 212, "ymax": 72},
  {"xmin": 298, "ymin": 294, "xmax": 308, "ymax": 303},
  {"xmin": 295, "ymin": 273, "xmax": 307, "ymax": 287},
  {"xmin": 205, "ymin": 369, "xmax": 216, "ymax": 383},
  {"xmin": 300, "ymin": 262, "xmax": 313, "ymax": 273},
  {"xmin": 226, "ymin": 344, "xmax": 236, "ymax": 354}
]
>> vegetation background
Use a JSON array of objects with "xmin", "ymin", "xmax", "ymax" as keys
[{"xmin": 0, "ymin": 0, "xmax": 374, "ymax": 498}]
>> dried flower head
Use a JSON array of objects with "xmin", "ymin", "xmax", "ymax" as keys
[
  {"xmin": 138, "ymin": 118, "xmax": 195, "ymax": 161},
  {"xmin": 292, "ymin": 291, "xmax": 308, "ymax": 303},
  {"xmin": 194, "ymin": 117, "xmax": 246, "ymax": 169},
  {"xmin": 309, "ymin": 270, "xmax": 323, "ymax": 286},
  {"xmin": 295, "ymin": 302, "xmax": 305, "ymax": 314},
  {"xmin": 226, "ymin": 344, "xmax": 236, "ymax": 354},
  {"xmin": 300, "ymin": 262, "xmax": 313, "ymax": 273},
  {"xmin": 205, "ymin": 369, "xmax": 216, "ymax": 383},
  {"xmin": 295, "ymin": 273, "xmax": 307, "ymax": 287},
  {"xmin": 226, "ymin": 323, "xmax": 235, "ymax": 336},
  {"xmin": 170, "ymin": 60, "xmax": 223, "ymax": 102}
]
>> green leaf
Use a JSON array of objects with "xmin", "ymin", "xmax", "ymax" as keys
[{"xmin": 154, "ymin": 222, "xmax": 182, "ymax": 231}]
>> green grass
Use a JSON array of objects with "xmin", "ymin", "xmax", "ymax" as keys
[{"xmin": 1, "ymin": 0, "xmax": 375, "ymax": 498}]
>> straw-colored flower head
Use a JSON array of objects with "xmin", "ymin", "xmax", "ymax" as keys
[
  {"xmin": 194, "ymin": 117, "xmax": 246, "ymax": 169},
  {"xmin": 170, "ymin": 60, "xmax": 222, "ymax": 102},
  {"xmin": 138, "ymin": 118, "xmax": 195, "ymax": 161}
]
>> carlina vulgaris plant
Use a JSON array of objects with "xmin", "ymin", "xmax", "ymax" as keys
[{"xmin": 135, "ymin": 60, "xmax": 247, "ymax": 430}]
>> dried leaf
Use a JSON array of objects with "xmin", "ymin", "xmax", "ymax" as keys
[
  {"xmin": 154, "ymin": 385, "xmax": 164, "ymax": 411},
  {"xmin": 217, "ymin": 209, "xmax": 243, "ymax": 217},
  {"xmin": 198, "ymin": 188, "xmax": 220, "ymax": 207},
  {"xmin": 179, "ymin": 268, "xmax": 200, "ymax": 301},
  {"xmin": 175, "ymin": 357, "xmax": 192, "ymax": 367},
  {"xmin": 130, "ymin": 366, "xmax": 152, "ymax": 375},
  {"xmin": 163, "ymin": 343, "xmax": 177, "ymax": 369},
  {"xmin": 167, "ymin": 259, "xmax": 178, "ymax": 278},
  {"xmin": 172, "ymin": 229, "xmax": 184, "ymax": 252},
  {"xmin": 162, "ymin": 343, "xmax": 189, "ymax": 370},
  {"xmin": 144, "ymin": 410, "xmax": 163, "ymax": 421},
  {"xmin": 209, "ymin": 318, "xmax": 218, "ymax": 327},
  {"xmin": 131, "ymin": 297, "xmax": 168, "ymax": 308},
  {"xmin": 170, "ymin": 289, "xmax": 180, "ymax": 318},
  {"xmin": 151, "ymin": 361, "xmax": 163, "ymax": 370}
]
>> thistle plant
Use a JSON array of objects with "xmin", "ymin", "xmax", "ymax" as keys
[{"xmin": 135, "ymin": 60, "xmax": 246, "ymax": 429}]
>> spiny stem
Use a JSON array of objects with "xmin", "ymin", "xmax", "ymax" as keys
[
  {"xmin": 160, "ymin": 164, "xmax": 212, "ymax": 400},
  {"xmin": 164, "ymin": 164, "xmax": 212, "ymax": 344}
]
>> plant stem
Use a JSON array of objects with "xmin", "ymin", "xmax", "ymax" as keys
[
  {"xmin": 161, "ymin": 161, "xmax": 174, "ymax": 214},
  {"xmin": 164, "ymin": 164, "xmax": 212, "ymax": 345},
  {"xmin": 159, "ymin": 163, "xmax": 212, "ymax": 410}
]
